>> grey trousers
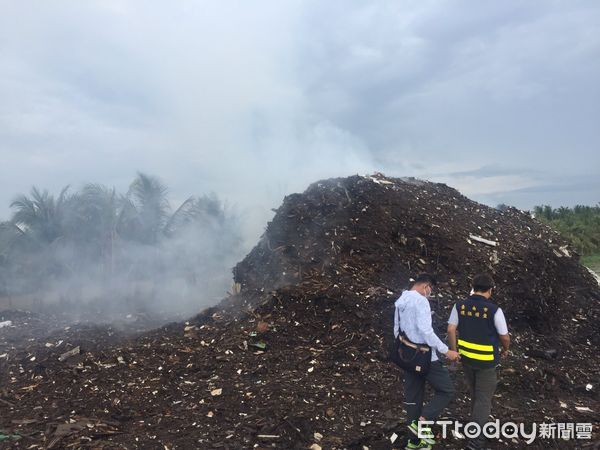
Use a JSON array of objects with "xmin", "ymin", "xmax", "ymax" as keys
[
  {"xmin": 463, "ymin": 364, "xmax": 498, "ymax": 427},
  {"xmin": 404, "ymin": 360, "xmax": 455, "ymax": 424}
]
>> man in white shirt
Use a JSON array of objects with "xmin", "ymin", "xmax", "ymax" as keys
[{"xmin": 394, "ymin": 273, "xmax": 460, "ymax": 450}]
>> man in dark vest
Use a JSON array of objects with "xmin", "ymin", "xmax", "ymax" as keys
[{"xmin": 447, "ymin": 273, "xmax": 510, "ymax": 450}]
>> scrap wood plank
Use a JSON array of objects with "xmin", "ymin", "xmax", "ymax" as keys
[{"xmin": 468, "ymin": 234, "xmax": 498, "ymax": 247}]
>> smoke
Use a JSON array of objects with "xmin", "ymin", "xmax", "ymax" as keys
[
  {"xmin": 40, "ymin": 229, "xmax": 239, "ymax": 321},
  {"xmin": 1, "ymin": 2, "xmax": 599, "ymax": 322},
  {"xmin": 0, "ymin": 177, "xmax": 244, "ymax": 321},
  {"xmin": 0, "ymin": 1, "xmax": 378, "ymax": 238}
]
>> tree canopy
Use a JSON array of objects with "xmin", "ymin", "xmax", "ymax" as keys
[{"xmin": 533, "ymin": 204, "xmax": 600, "ymax": 256}]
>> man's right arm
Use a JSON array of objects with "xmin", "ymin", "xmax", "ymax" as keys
[
  {"xmin": 415, "ymin": 301, "xmax": 460, "ymax": 361},
  {"xmin": 447, "ymin": 304, "xmax": 458, "ymax": 351},
  {"xmin": 495, "ymin": 308, "xmax": 510, "ymax": 356},
  {"xmin": 499, "ymin": 334, "xmax": 510, "ymax": 354}
]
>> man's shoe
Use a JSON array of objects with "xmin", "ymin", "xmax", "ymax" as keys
[
  {"xmin": 408, "ymin": 420, "xmax": 436, "ymax": 445},
  {"xmin": 405, "ymin": 439, "xmax": 432, "ymax": 450}
]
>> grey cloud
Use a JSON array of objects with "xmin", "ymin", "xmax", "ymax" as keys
[
  {"xmin": 0, "ymin": 0, "xmax": 598, "ymax": 231},
  {"xmin": 298, "ymin": 1, "xmax": 600, "ymax": 173}
]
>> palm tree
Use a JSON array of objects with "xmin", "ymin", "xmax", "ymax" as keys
[
  {"xmin": 0, "ymin": 174, "xmax": 243, "ymax": 305},
  {"xmin": 126, "ymin": 172, "xmax": 204, "ymax": 242},
  {"xmin": 1, "ymin": 187, "xmax": 73, "ymax": 294},
  {"xmin": 10, "ymin": 186, "xmax": 71, "ymax": 245},
  {"xmin": 126, "ymin": 173, "xmax": 172, "ymax": 244},
  {"xmin": 66, "ymin": 184, "xmax": 132, "ymax": 275}
]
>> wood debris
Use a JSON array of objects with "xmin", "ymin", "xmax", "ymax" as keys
[{"xmin": 1, "ymin": 174, "xmax": 598, "ymax": 448}]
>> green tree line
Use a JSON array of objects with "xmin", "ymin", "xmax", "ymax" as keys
[
  {"xmin": 533, "ymin": 204, "xmax": 600, "ymax": 256},
  {"xmin": 0, "ymin": 173, "xmax": 242, "ymax": 310}
]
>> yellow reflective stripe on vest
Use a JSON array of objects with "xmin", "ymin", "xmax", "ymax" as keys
[
  {"xmin": 458, "ymin": 348, "xmax": 495, "ymax": 361},
  {"xmin": 458, "ymin": 339, "xmax": 493, "ymax": 352}
]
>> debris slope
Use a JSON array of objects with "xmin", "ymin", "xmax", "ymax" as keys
[{"xmin": 1, "ymin": 174, "xmax": 598, "ymax": 449}]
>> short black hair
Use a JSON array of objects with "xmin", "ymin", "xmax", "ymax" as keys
[
  {"xmin": 414, "ymin": 273, "xmax": 436, "ymax": 286},
  {"xmin": 472, "ymin": 273, "xmax": 495, "ymax": 292}
]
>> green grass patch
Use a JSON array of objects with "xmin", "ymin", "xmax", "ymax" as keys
[{"xmin": 581, "ymin": 253, "xmax": 600, "ymax": 275}]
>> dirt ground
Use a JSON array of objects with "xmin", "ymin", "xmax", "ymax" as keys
[{"xmin": 1, "ymin": 174, "xmax": 598, "ymax": 449}]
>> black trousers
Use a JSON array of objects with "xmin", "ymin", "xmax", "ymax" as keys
[{"xmin": 404, "ymin": 360, "xmax": 455, "ymax": 424}]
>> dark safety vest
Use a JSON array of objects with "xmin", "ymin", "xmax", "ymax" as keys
[{"xmin": 456, "ymin": 295, "xmax": 500, "ymax": 369}]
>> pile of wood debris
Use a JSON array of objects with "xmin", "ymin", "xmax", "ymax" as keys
[{"xmin": 1, "ymin": 174, "xmax": 598, "ymax": 449}]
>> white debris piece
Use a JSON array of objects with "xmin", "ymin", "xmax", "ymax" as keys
[
  {"xmin": 390, "ymin": 432, "xmax": 398, "ymax": 443},
  {"xmin": 490, "ymin": 250, "xmax": 500, "ymax": 264},
  {"xmin": 586, "ymin": 268, "xmax": 600, "ymax": 286},
  {"xmin": 468, "ymin": 234, "xmax": 498, "ymax": 247},
  {"xmin": 58, "ymin": 346, "xmax": 80, "ymax": 362},
  {"xmin": 0, "ymin": 320, "xmax": 12, "ymax": 328},
  {"xmin": 368, "ymin": 176, "xmax": 394, "ymax": 185},
  {"xmin": 586, "ymin": 384, "xmax": 593, "ymax": 391}
]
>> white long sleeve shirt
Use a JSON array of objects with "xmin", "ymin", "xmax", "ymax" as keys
[{"xmin": 394, "ymin": 290, "xmax": 449, "ymax": 362}]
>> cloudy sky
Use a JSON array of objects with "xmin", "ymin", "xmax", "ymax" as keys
[{"xmin": 1, "ymin": 1, "xmax": 598, "ymax": 240}]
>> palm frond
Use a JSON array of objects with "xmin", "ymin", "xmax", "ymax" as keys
[{"xmin": 163, "ymin": 196, "xmax": 195, "ymax": 236}]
